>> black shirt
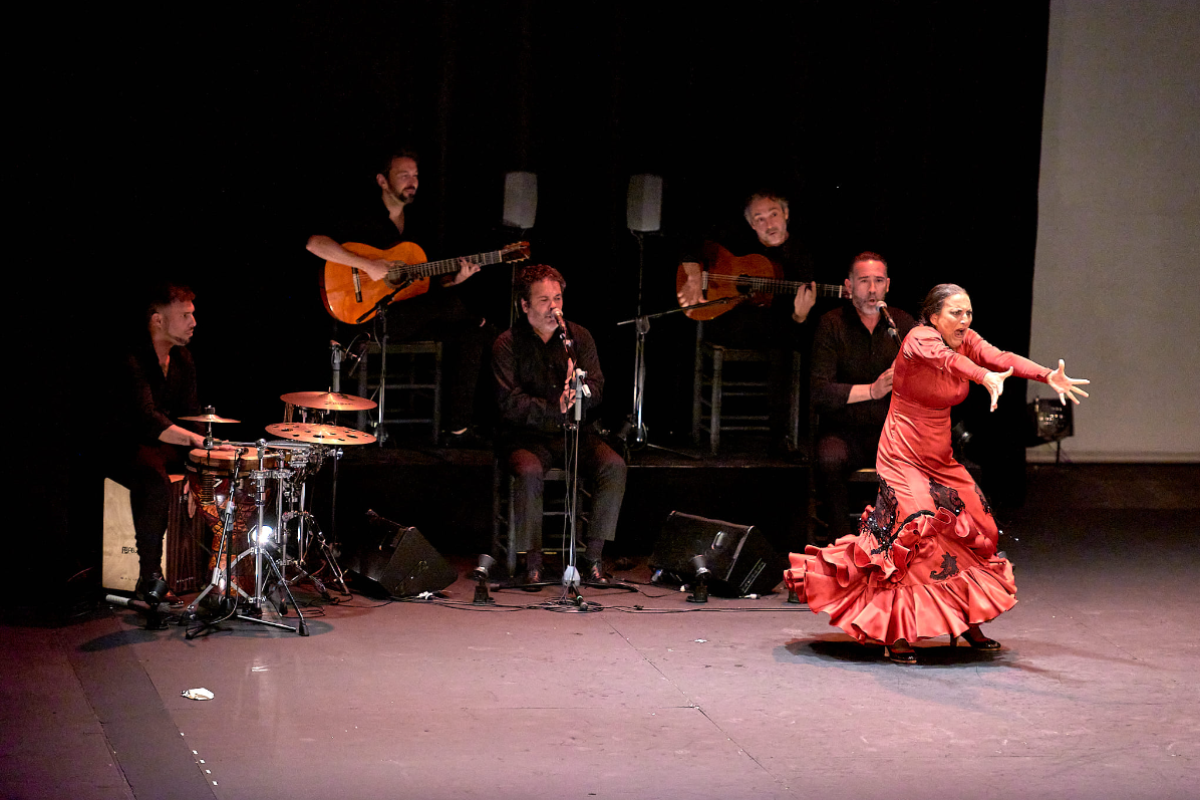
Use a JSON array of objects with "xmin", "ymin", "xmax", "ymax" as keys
[
  {"xmin": 115, "ymin": 341, "xmax": 201, "ymax": 446},
  {"xmin": 683, "ymin": 225, "xmax": 818, "ymax": 329},
  {"xmin": 493, "ymin": 317, "xmax": 604, "ymax": 436},
  {"xmin": 322, "ymin": 206, "xmax": 414, "ymax": 253},
  {"xmin": 811, "ymin": 305, "xmax": 917, "ymax": 430}
]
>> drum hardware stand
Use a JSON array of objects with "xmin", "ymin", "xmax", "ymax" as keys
[
  {"xmin": 239, "ymin": 440, "xmax": 309, "ymax": 634},
  {"xmin": 330, "ymin": 340, "xmax": 344, "ymax": 393},
  {"xmin": 279, "ymin": 471, "xmax": 351, "ymax": 599},
  {"xmin": 362, "ymin": 288, "xmax": 403, "ymax": 446},
  {"xmin": 273, "ymin": 448, "xmax": 331, "ymax": 599},
  {"xmin": 184, "ymin": 446, "xmax": 248, "ymax": 636},
  {"xmin": 327, "ymin": 445, "xmax": 346, "ymax": 574},
  {"xmin": 184, "ymin": 442, "xmax": 310, "ymax": 637},
  {"xmin": 279, "ymin": 436, "xmax": 350, "ymax": 596}
]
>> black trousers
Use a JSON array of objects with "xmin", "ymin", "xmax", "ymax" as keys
[
  {"xmin": 501, "ymin": 432, "xmax": 627, "ymax": 555},
  {"xmin": 815, "ymin": 425, "xmax": 883, "ymax": 541},
  {"xmin": 385, "ymin": 291, "xmax": 496, "ymax": 431},
  {"xmin": 112, "ymin": 442, "xmax": 185, "ymax": 580}
]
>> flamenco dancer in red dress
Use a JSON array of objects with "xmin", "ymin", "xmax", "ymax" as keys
[{"xmin": 785, "ymin": 284, "xmax": 1089, "ymax": 664}]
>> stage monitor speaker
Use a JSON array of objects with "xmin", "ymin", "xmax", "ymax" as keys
[
  {"xmin": 503, "ymin": 171, "xmax": 538, "ymax": 229},
  {"xmin": 626, "ymin": 174, "xmax": 663, "ymax": 232},
  {"xmin": 351, "ymin": 511, "xmax": 456, "ymax": 598},
  {"xmin": 650, "ymin": 511, "xmax": 785, "ymax": 597}
]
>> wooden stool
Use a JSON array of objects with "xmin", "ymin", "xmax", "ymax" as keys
[
  {"xmin": 492, "ymin": 460, "xmax": 590, "ymax": 578},
  {"xmin": 692, "ymin": 325, "xmax": 803, "ymax": 454}
]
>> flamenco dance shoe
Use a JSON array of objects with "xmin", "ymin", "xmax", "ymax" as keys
[
  {"xmin": 884, "ymin": 640, "xmax": 918, "ymax": 665},
  {"xmin": 953, "ymin": 625, "xmax": 1001, "ymax": 650}
]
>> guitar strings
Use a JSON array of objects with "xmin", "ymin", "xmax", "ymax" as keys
[
  {"xmin": 385, "ymin": 249, "xmax": 508, "ymax": 280},
  {"xmin": 705, "ymin": 273, "xmax": 843, "ymax": 296}
]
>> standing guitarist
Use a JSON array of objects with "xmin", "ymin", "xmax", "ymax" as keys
[
  {"xmin": 306, "ymin": 148, "xmax": 495, "ymax": 445},
  {"xmin": 676, "ymin": 191, "xmax": 819, "ymax": 457}
]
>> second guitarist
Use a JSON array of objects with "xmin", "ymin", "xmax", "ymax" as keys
[
  {"xmin": 306, "ymin": 147, "xmax": 496, "ymax": 446},
  {"xmin": 676, "ymin": 190, "xmax": 822, "ymax": 457}
]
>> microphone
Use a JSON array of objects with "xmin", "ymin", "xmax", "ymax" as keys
[
  {"xmin": 552, "ymin": 308, "xmax": 575, "ymax": 360},
  {"xmin": 878, "ymin": 301, "xmax": 899, "ymax": 342},
  {"xmin": 552, "ymin": 308, "xmax": 570, "ymax": 339}
]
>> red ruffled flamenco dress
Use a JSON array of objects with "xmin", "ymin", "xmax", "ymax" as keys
[{"xmin": 785, "ymin": 325, "xmax": 1050, "ymax": 645}]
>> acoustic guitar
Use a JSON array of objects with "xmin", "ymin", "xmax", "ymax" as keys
[
  {"xmin": 321, "ymin": 241, "xmax": 530, "ymax": 324},
  {"xmin": 675, "ymin": 242, "xmax": 845, "ymax": 321}
]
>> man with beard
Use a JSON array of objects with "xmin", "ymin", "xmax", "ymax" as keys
[
  {"xmin": 493, "ymin": 265, "xmax": 627, "ymax": 585},
  {"xmin": 810, "ymin": 252, "xmax": 916, "ymax": 543},
  {"xmin": 306, "ymin": 148, "xmax": 494, "ymax": 445},
  {"xmin": 111, "ymin": 284, "xmax": 221, "ymax": 604},
  {"xmin": 676, "ymin": 191, "xmax": 818, "ymax": 456}
]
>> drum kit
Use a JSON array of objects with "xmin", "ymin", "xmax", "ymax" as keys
[{"xmin": 180, "ymin": 390, "xmax": 377, "ymax": 638}]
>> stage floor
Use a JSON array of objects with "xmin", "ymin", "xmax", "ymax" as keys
[{"xmin": 4, "ymin": 465, "xmax": 1197, "ymax": 800}]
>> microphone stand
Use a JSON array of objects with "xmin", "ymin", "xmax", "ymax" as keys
[
  {"xmin": 616, "ymin": 298, "xmax": 737, "ymax": 460},
  {"xmin": 553, "ymin": 318, "xmax": 598, "ymax": 607},
  {"xmin": 552, "ymin": 319, "xmax": 632, "ymax": 605}
]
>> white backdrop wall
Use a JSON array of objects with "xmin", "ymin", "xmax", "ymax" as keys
[{"xmin": 1030, "ymin": 0, "xmax": 1200, "ymax": 462}]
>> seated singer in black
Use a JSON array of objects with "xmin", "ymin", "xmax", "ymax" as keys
[
  {"xmin": 810, "ymin": 252, "xmax": 916, "ymax": 543},
  {"xmin": 492, "ymin": 265, "xmax": 627, "ymax": 584},
  {"xmin": 109, "ymin": 284, "xmax": 214, "ymax": 604}
]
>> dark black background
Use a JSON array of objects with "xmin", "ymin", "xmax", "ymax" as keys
[{"xmin": 32, "ymin": 1, "xmax": 1050, "ymax": 584}]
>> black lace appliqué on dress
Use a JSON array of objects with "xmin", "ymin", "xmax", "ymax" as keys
[
  {"xmin": 929, "ymin": 553, "xmax": 959, "ymax": 581},
  {"xmin": 974, "ymin": 484, "xmax": 993, "ymax": 516},
  {"xmin": 863, "ymin": 478, "xmax": 899, "ymax": 555},
  {"xmin": 928, "ymin": 478, "xmax": 965, "ymax": 516}
]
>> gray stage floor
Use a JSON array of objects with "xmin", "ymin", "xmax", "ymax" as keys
[{"xmin": 3, "ymin": 465, "xmax": 1197, "ymax": 800}]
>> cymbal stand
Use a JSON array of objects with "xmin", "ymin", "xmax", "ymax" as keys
[
  {"xmin": 278, "ymin": 447, "xmax": 350, "ymax": 598},
  {"xmin": 360, "ymin": 288, "xmax": 402, "ymax": 447},
  {"xmin": 274, "ymin": 444, "xmax": 325, "ymax": 598}
]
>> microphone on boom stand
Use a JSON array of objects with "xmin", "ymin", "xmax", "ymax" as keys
[
  {"xmin": 552, "ymin": 308, "xmax": 577, "ymax": 361},
  {"xmin": 878, "ymin": 301, "xmax": 899, "ymax": 343}
]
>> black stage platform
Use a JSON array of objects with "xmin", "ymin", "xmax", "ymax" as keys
[{"xmin": 323, "ymin": 434, "xmax": 811, "ymax": 566}]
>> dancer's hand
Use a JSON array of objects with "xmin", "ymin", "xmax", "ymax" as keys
[
  {"xmin": 1046, "ymin": 359, "xmax": 1090, "ymax": 405},
  {"xmin": 981, "ymin": 367, "xmax": 1013, "ymax": 412}
]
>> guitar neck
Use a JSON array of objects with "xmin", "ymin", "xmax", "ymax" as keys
[
  {"xmin": 387, "ymin": 249, "xmax": 508, "ymax": 282},
  {"xmin": 705, "ymin": 272, "xmax": 843, "ymax": 298}
]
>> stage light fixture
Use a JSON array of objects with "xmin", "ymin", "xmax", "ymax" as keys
[
  {"xmin": 1027, "ymin": 398, "xmax": 1075, "ymax": 463},
  {"xmin": 686, "ymin": 554, "xmax": 710, "ymax": 604},
  {"xmin": 473, "ymin": 554, "xmax": 495, "ymax": 605}
]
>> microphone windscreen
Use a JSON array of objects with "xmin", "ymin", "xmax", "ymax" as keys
[{"xmin": 503, "ymin": 171, "xmax": 538, "ymax": 229}]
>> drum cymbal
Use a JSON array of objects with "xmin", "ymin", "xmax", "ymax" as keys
[
  {"xmin": 264, "ymin": 422, "xmax": 377, "ymax": 445},
  {"xmin": 280, "ymin": 391, "xmax": 377, "ymax": 411},
  {"xmin": 179, "ymin": 413, "xmax": 241, "ymax": 423}
]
